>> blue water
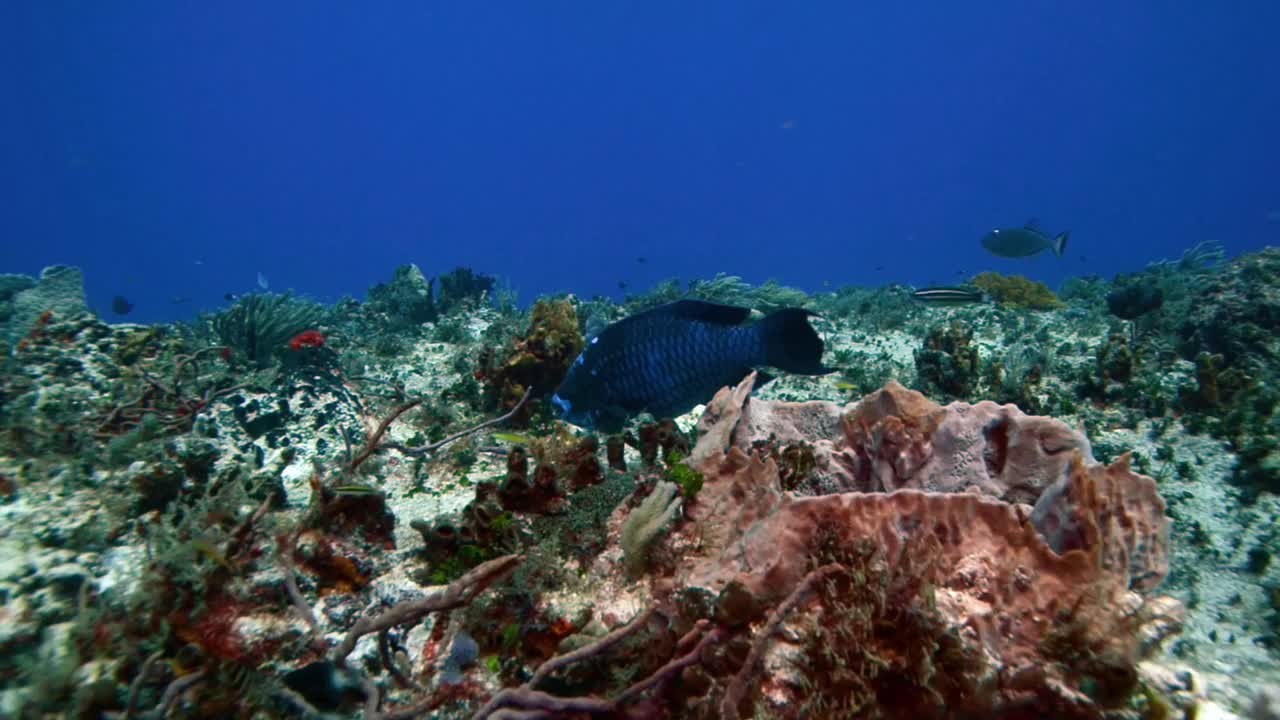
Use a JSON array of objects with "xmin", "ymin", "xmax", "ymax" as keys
[{"xmin": 4, "ymin": 3, "xmax": 1278, "ymax": 323}]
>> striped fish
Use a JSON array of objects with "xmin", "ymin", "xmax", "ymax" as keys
[{"xmin": 911, "ymin": 286, "xmax": 987, "ymax": 306}]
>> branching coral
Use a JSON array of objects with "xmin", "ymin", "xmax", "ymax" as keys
[
  {"xmin": 473, "ymin": 609, "xmax": 722, "ymax": 720},
  {"xmin": 349, "ymin": 386, "xmax": 532, "ymax": 471},
  {"xmin": 271, "ymin": 555, "xmax": 524, "ymax": 719},
  {"xmin": 96, "ymin": 345, "xmax": 244, "ymax": 442},
  {"xmin": 333, "ymin": 555, "xmax": 522, "ymax": 666}
]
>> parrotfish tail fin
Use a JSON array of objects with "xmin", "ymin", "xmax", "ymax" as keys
[
  {"xmin": 758, "ymin": 309, "xmax": 834, "ymax": 375},
  {"xmin": 1052, "ymin": 231, "xmax": 1069, "ymax": 258}
]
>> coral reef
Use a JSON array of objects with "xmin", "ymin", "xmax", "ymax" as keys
[
  {"xmin": 1178, "ymin": 248, "xmax": 1280, "ymax": 367},
  {"xmin": 1171, "ymin": 249, "xmax": 1280, "ymax": 495},
  {"xmin": 0, "ymin": 265, "xmax": 88, "ymax": 343},
  {"xmin": 1107, "ymin": 281, "xmax": 1165, "ymax": 320},
  {"xmin": 207, "ymin": 291, "xmax": 326, "ymax": 368},
  {"xmin": 6, "ymin": 253, "xmax": 1280, "ymax": 718},
  {"xmin": 622, "ymin": 272, "xmax": 811, "ymax": 315},
  {"xmin": 435, "ymin": 267, "xmax": 496, "ymax": 314},
  {"xmin": 479, "ymin": 298, "xmax": 584, "ymax": 417},
  {"xmin": 913, "ymin": 319, "xmax": 980, "ymax": 399},
  {"xmin": 365, "ymin": 263, "xmax": 437, "ymax": 327},
  {"xmin": 365, "ymin": 264, "xmax": 496, "ymax": 330}
]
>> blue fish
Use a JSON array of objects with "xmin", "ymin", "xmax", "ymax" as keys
[{"xmin": 551, "ymin": 300, "xmax": 833, "ymax": 432}]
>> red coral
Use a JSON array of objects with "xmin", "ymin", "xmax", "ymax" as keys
[
  {"xmin": 288, "ymin": 329, "xmax": 325, "ymax": 351},
  {"xmin": 172, "ymin": 593, "xmax": 248, "ymax": 663}
]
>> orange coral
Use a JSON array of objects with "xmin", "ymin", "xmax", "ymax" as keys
[
  {"xmin": 971, "ymin": 271, "xmax": 1064, "ymax": 310},
  {"xmin": 482, "ymin": 299, "xmax": 584, "ymax": 418}
]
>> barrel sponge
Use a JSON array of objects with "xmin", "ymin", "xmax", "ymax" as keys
[
  {"xmin": 3, "ymin": 265, "xmax": 88, "ymax": 342},
  {"xmin": 669, "ymin": 374, "xmax": 1175, "ymax": 715}
]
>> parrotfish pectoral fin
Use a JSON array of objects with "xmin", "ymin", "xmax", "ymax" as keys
[
  {"xmin": 594, "ymin": 405, "xmax": 630, "ymax": 434},
  {"xmin": 1052, "ymin": 231, "xmax": 1070, "ymax": 258},
  {"xmin": 758, "ymin": 308, "xmax": 835, "ymax": 376}
]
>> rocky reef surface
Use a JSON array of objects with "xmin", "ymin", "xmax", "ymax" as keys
[{"xmin": 0, "ymin": 250, "xmax": 1278, "ymax": 718}]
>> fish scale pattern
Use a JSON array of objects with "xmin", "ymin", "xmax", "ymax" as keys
[
  {"xmin": 553, "ymin": 300, "xmax": 829, "ymax": 431},
  {"xmin": 600, "ymin": 318, "xmax": 760, "ymax": 418}
]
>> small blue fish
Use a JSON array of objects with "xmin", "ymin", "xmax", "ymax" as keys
[
  {"xmin": 551, "ymin": 300, "xmax": 833, "ymax": 432},
  {"xmin": 257, "ymin": 271, "xmax": 270, "ymax": 290}
]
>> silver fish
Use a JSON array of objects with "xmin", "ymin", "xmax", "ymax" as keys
[{"xmin": 981, "ymin": 220, "xmax": 1069, "ymax": 259}]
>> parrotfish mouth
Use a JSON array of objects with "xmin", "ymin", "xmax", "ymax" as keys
[
  {"xmin": 551, "ymin": 393, "xmax": 604, "ymax": 430},
  {"xmin": 550, "ymin": 393, "xmax": 572, "ymax": 418}
]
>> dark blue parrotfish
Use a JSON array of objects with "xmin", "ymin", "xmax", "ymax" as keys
[{"xmin": 551, "ymin": 300, "xmax": 833, "ymax": 432}]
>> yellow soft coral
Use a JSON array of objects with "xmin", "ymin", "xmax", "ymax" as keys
[{"xmin": 971, "ymin": 271, "xmax": 1063, "ymax": 310}]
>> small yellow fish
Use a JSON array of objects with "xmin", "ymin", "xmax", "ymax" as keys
[
  {"xmin": 333, "ymin": 484, "xmax": 381, "ymax": 496},
  {"xmin": 491, "ymin": 432, "xmax": 533, "ymax": 445},
  {"xmin": 191, "ymin": 538, "xmax": 235, "ymax": 573},
  {"xmin": 833, "ymin": 381, "xmax": 858, "ymax": 392}
]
